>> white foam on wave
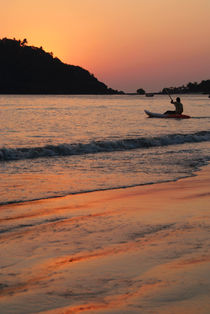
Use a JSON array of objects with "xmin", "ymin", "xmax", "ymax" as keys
[{"xmin": 0, "ymin": 131, "xmax": 210, "ymax": 161}]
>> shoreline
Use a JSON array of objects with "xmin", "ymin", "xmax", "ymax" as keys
[
  {"xmin": 0, "ymin": 165, "xmax": 210, "ymax": 313},
  {"xmin": 0, "ymin": 163, "xmax": 207, "ymax": 207}
]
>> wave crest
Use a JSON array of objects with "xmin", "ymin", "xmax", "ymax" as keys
[{"xmin": 0, "ymin": 131, "xmax": 210, "ymax": 162}]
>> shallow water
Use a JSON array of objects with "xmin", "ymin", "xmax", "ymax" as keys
[{"xmin": 0, "ymin": 169, "xmax": 209, "ymax": 313}]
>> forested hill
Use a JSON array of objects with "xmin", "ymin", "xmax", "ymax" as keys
[
  {"xmin": 0, "ymin": 38, "xmax": 122, "ymax": 94},
  {"xmin": 161, "ymin": 80, "xmax": 210, "ymax": 94}
]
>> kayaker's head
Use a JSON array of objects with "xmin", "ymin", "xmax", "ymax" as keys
[{"xmin": 176, "ymin": 97, "xmax": 180, "ymax": 102}]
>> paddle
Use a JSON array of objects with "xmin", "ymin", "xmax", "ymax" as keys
[{"xmin": 165, "ymin": 89, "xmax": 173, "ymax": 102}]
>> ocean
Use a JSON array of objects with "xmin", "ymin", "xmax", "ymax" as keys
[
  {"xmin": 0, "ymin": 94, "xmax": 210, "ymax": 205},
  {"xmin": 0, "ymin": 94, "xmax": 210, "ymax": 313}
]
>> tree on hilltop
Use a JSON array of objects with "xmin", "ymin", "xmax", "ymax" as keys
[{"xmin": 136, "ymin": 88, "xmax": 145, "ymax": 95}]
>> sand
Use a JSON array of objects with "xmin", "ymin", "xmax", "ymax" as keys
[{"xmin": 0, "ymin": 167, "xmax": 210, "ymax": 313}]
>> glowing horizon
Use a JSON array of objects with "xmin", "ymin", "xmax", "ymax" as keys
[{"xmin": 1, "ymin": 0, "xmax": 210, "ymax": 92}]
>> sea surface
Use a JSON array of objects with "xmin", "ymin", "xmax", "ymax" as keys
[
  {"xmin": 0, "ymin": 94, "xmax": 210, "ymax": 205},
  {"xmin": 0, "ymin": 94, "xmax": 210, "ymax": 313}
]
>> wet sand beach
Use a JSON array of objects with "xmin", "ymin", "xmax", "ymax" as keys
[{"xmin": 0, "ymin": 166, "xmax": 210, "ymax": 314}]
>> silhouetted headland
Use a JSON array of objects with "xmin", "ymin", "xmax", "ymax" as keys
[{"xmin": 0, "ymin": 38, "xmax": 124, "ymax": 95}]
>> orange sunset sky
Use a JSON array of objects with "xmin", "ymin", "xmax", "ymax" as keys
[{"xmin": 1, "ymin": 0, "xmax": 210, "ymax": 92}]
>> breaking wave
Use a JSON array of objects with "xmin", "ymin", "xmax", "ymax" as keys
[{"xmin": 0, "ymin": 131, "xmax": 210, "ymax": 162}]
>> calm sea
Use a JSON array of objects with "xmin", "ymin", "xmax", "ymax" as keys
[{"xmin": 0, "ymin": 94, "xmax": 210, "ymax": 204}]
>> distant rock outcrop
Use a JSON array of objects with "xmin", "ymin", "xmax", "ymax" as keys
[{"xmin": 0, "ymin": 38, "xmax": 123, "ymax": 94}]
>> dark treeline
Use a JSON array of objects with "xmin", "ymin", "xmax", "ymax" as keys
[
  {"xmin": 0, "ymin": 38, "xmax": 123, "ymax": 94},
  {"xmin": 161, "ymin": 80, "xmax": 210, "ymax": 94}
]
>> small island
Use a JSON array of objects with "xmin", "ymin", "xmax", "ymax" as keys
[{"xmin": 0, "ymin": 38, "xmax": 123, "ymax": 95}]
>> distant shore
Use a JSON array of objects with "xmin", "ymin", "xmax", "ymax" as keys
[{"xmin": 0, "ymin": 92, "xmax": 209, "ymax": 96}]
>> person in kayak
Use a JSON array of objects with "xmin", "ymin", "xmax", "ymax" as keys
[{"xmin": 164, "ymin": 97, "xmax": 183, "ymax": 115}]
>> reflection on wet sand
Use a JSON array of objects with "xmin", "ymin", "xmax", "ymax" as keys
[{"xmin": 0, "ymin": 167, "xmax": 210, "ymax": 313}]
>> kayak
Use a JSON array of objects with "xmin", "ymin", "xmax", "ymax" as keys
[
  {"xmin": 145, "ymin": 110, "xmax": 191, "ymax": 119},
  {"xmin": 144, "ymin": 110, "xmax": 191, "ymax": 119}
]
